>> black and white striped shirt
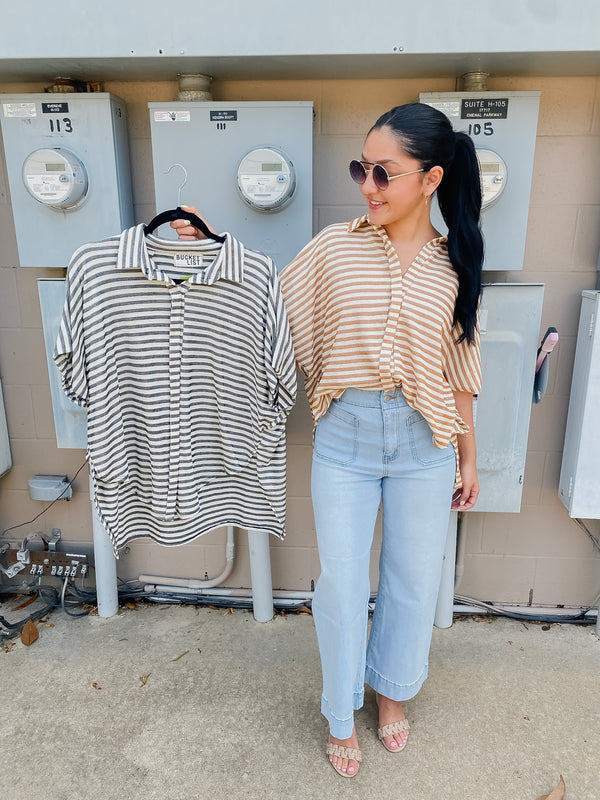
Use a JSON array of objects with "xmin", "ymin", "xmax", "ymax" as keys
[{"xmin": 55, "ymin": 224, "xmax": 296, "ymax": 553}]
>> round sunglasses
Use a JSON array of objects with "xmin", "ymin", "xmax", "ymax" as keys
[{"xmin": 349, "ymin": 160, "xmax": 425, "ymax": 191}]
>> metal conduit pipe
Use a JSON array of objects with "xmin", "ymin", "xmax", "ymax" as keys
[
  {"xmin": 139, "ymin": 582, "xmax": 600, "ymax": 624},
  {"xmin": 140, "ymin": 525, "xmax": 235, "ymax": 590}
]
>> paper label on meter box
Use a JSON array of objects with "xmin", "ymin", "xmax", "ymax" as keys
[
  {"xmin": 153, "ymin": 110, "xmax": 191, "ymax": 122},
  {"xmin": 3, "ymin": 102, "xmax": 37, "ymax": 118}
]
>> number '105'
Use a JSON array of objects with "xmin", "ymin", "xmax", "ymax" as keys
[{"xmin": 468, "ymin": 122, "xmax": 494, "ymax": 136}]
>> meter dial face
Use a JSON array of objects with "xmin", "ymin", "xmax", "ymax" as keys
[
  {"xmin": 22, "ymin": 147, "xmax": 88, "ymax": 210},
  {"xmin": 237, "ymin": 147, "xmax": 296, "ymax": 212},
  {"xmin": 476, "ymin": 148, "xmax": 508, "ymax": 209}
]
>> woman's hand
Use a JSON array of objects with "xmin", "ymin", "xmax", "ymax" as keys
[
  {"xmin": 451, "ymin": 458, "xmax": 479, "ymax": 510},
  {"xmin": 170, "ymin": 205, "xmax": 216, "ymax": 241}
]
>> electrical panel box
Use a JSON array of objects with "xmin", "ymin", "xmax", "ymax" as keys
[
  {"xmin": 0, "ymin": 93, "xmax": 133, "ymax": 267},
  {"xmin": 420, "ymin": 91, "xmax": 540, "ymax": 271},
  {"xmin": 475, "ymin": 283, "xmax": 544, "ymax": 512},
  {"xmin": 0, "ymin": 378, "xmax": 11, "ymax": 477},
  {"xmin": 559, "ymin": 291, "xmax": 600, "ymax": 518},
  {"xmin": 38, "ymin": 279, "xmax": 87, "ymax": 449},
  {"xmin": 148, "ymin": 101, "xmax": 313, "ymax": 271}
]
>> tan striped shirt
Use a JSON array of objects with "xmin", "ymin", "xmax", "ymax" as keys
[{"xmin": 279, "ymin": 216, "xmax": 481, "ymax": 457}]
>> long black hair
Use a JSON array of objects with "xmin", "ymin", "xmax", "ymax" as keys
[{"xmin": 370, "ymin": 103, "xmax": 483, "ymax": 344}]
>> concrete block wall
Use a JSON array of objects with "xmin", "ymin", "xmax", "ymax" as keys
[{"xmin": 1, "ymin": 75, "xmax": 599, "ymax": 606}]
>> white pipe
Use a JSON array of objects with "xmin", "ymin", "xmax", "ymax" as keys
[
  {"xmin": 453, "ymin": 511, "xmax": 467, "ymax": 593},
  {"xmin": 142, "ymin": 584, "xmax": 313, "ymax": 600},
  {"xmin": 139, "ymin": 526, "xmax": 234, "ymax": 590},
  {"xmin": 89, "ymin": 474, "xmax": 118, "ymax": 618},
  {"xmin": 247, "ymin": 529, "xmax": 274, "ymax": 622}
]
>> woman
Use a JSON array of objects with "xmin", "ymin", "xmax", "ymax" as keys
[{"xmin": 173, "ymin": 102, "xmax": 483, "ymax": 778}]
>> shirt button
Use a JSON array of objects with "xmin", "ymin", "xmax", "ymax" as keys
[{"xmin": 384, "ymin": 395, "xmax": 392, "ymax": 402}]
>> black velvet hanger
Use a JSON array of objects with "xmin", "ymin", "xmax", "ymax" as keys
[{"xmin": 144, "ymin": 206, "xmax": 226, "ymax": 243}]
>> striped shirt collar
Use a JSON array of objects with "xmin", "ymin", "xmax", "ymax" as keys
[
  {"xmin": 347, "ymin": 215, "xmax": 448, "ymax": 246},
  {"xmin": 116, "ymin": 224, "xmax": 245, "ymax": 284}
]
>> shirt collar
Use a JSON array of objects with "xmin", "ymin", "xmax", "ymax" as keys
[
  {"xmin": 348, "ymin": 215, "xmax": 371, "ymax": 233},
  {"xmin": 347, "ymin": 215, "xmax": 448, "ymax": 248},
  {"xmin": 116, "ymin": 224, "xmax": 245, "ymax": 284}
]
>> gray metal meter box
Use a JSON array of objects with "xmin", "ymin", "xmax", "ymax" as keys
[
  {"xmin": 559, "ymin": 291, "xmax": 600, "ymax": 518},
  {"xmin": 148, "ymin": 101, "xmax": 313, "ymax": 271},
  {"xmin": 475, "ymin": 283, "xmax": 544, "ymax": 512},
  {"xmin": 38, "ymin": 279, "xmax": 87, "ymax": 450},
  {"xmin": 420, "ymin": 91, "xmax": 540, "ymax": 272},
  {"xmin": 0, "ymin": 93, "xmax": 133, "ymax": 268}
]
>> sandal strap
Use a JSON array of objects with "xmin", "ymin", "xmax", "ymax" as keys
[
  {"xmin": 378, "ymin": 719, "xmax": 410, "ymax": 740},
  {"xmin": 326, "ymin": 742, "xmax": 362, "ymax": 762}
]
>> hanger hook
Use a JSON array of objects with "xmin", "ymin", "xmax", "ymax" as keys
[{"xmin": 164, "ymin": 163, "xmax": 188, "ymax": 207}]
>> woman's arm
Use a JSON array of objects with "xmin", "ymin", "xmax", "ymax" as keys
[{"xmin": 451, "ymin": 390, "xmax": 479, "ymax": 510}]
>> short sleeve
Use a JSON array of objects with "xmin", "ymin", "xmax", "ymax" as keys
[
  {"xmin": 443, "ymin": 322, "xmax": 481, "ymax": 395},
  {"xmin": 53, "ymin": 260, "xmax": 89, "ymax": 408},
  {"xmin": 279, "ymin": 234, "xmax": 324, "ymax": 379}
]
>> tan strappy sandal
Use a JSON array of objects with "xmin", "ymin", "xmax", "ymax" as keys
[
  {"xmin": 376, "ymin": 693, "xmax": 410, "ymax": 752},
  {"xmin": 326, "ymin": 741, "xmax": 362, "ymax": 777},
  {"xmin": 377, "ymin": 718, "xmax": 410, "ymax": 752}
]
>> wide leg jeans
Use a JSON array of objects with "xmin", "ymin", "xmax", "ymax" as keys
[{"xmin": 311, "ymin": 387, "xmax": 456, "ymax": 739}]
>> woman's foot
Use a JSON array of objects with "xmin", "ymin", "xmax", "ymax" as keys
[
  {"xmin": 326, "ymin": 728, "xmax": 361, "ymax": 776},
  {"xmin": 376, "ymin": 693, "xmax": 410, "ymax": 752}
]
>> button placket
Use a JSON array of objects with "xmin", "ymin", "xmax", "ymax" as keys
[
  {"xmin": 378, "ymin": 236, "xmax": 405, "ymax": 389},
  {"xmin": 164, "ymin": 285, "xmax": 187, "ymax": 519}
]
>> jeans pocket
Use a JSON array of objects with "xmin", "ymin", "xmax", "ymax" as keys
[
  {"xmin": 407, "ymin": 412, "xmax": 454, "ymax": 466},
  {"xmin": 314, "ymin": 404, "xmax": 359, "ymax": 465}
]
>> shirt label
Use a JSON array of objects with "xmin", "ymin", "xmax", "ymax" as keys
[{"xmin": 173, "ymin": 253, "xmax": 203, "ymax": 269}]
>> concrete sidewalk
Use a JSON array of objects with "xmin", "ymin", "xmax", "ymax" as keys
[{"xmin": 1, "ymin": 598, "xmax": 599, "ymax": 800}]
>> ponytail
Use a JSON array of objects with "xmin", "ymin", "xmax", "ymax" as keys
[
  {"xmin": 370, "ymin": 104, "xmax": 484, "ymax": 344},
  {"xmin": 436, "ymin": 131, "xmax": 483, "ymax": 344}
]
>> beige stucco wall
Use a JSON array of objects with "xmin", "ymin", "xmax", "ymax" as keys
[{"xmin": 1, "ymin": 75, "xmax": 599, "ymax": 607}]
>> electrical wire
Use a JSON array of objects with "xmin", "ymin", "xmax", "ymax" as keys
[
  {"xmin": 453, "ymin": 594, "xmax": 597, "ymax": 624},
  {"xmin": 0, "ymin": 460, "xmax": 88, "ymax": 539},
  {"xmin": 573, "ymin": 517, "xmax": 600, "ymax": 554}
]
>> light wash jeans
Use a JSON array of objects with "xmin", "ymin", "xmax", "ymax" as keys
[{"xmin": 311, "ymin": 387, "xmax": 456, "ymax": 739}]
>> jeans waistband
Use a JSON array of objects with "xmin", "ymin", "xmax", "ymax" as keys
[{"xmin": 333, "ymin": 386, "xmax": 408, "ymax": 408}]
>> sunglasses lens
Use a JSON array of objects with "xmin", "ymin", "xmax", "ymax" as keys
[
  {"xmin": 349, "ymin": 160, "xmax": 367, "ymax": 184},
  {"xmin": 372, "ymin": 164, "xmax": 389, "ymax": 190}
]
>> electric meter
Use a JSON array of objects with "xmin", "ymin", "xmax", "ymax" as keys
[
  {"xmin": 22, "ymin": 147, "xmax": 88, "ymax": 210},
  {"xmin": 476, "ymin": 148, "xmax": 507, "ymax": 209},
  {"xmin": 237, "ymin": 147, "xmax": 296, "ymax": 212}
]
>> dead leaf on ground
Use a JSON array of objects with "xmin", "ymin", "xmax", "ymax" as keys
[
  {"xmin": 12, "ymin": 593, "xmax": 39, "ymax": 611},
  {"xmin": 297, "ymin": 605, "xmax": 312, "ymax": 615},
  {"xmin": 536, "ymin": 774, "xmax": 565, "ymax": 800},
  {"xmin": 124, "ymin": 601, "xmax": 138, "ymax": 610},
  {"xmin": 2, "ymin": 642, "xmax": 16, "ymax": 653},
  {"xmin": 139, "ymin": 673, "xmax": 151, "ymax": 686},
  {"xmin": 92, "ymin": 682, "xmax": 102, "ymax": 690},
  {"xmin": 223, "ymin": 608, "xmax": 236, "ymax": 615},
  {"xmin": 83, "ymin": 604, "xmax": 99, "ymax": 616},
  {"xmin": 21, "ymin": 619, "xmax": 39, "ymax": 646}
]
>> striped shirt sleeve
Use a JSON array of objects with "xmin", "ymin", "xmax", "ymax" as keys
[
  {"xmin": 54, "ymin": 257, "xmax": 89, "ymax": 408},
  {"xmin": 443, "ymin": 322, "xmax": 482, "ymax": 394}
]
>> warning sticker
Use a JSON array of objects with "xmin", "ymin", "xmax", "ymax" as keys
[
  {"xmin": 461, "ymin": 98, "xmax": 509, "ymax": 119},
  {"xmin": 153, "ymin": 110, "xmax": 191, "ymax": 122},
  {"xmin": 3, "ymin": 102, "xmax": 37, "ymax": 118},
  {"xmin": 423, "ymin": 100, "xmax": 460, "ymax": 119}
]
